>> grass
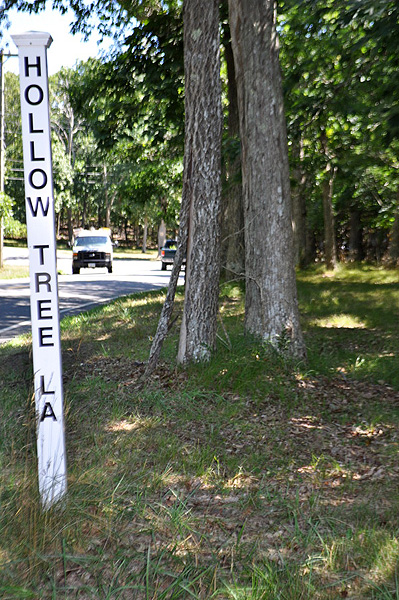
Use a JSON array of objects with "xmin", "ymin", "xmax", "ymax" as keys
[
  {"xmin": 298, "ymin": 263, "xmax": 399, "ymax": 388},
  {"xmin": 0, "ymin": 263, "xmax": 399, "ymax": 598},
  {"xmin": 0, "ymin": 264, "xmax": 30, "ymax": 279}
]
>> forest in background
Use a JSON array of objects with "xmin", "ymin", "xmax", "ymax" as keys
[{"xmin": 1, "ymin": 0, "xmax": 398, "ymax": 268}]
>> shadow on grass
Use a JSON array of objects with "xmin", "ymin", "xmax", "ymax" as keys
[{"xmin": 1, "ymin": 268, "xmax": 399, "ymax": 598}]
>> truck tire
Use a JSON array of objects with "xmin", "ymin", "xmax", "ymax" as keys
[
  {"xmin": 161, "ymin": 262, "xmax": 167, "ymax": 271},
  {"xmin": 72, "ymin": 266, "xmax": 80, "ymax": 274}
]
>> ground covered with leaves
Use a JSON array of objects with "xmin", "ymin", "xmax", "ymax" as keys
[{"xmin": 0, "ymin": 264, "xmax": 399, "ymax": 599}]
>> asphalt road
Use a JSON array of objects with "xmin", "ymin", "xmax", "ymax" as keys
[{"xmin": 0, "ymin": 247, "xmax": 184, "ymax": 344}]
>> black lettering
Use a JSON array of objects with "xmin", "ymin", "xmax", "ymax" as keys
[
  {"xmin": 40, "ymin": 375, "xmax": 55, "ymax": 395},
  {"xmin": 33, "ymin": 244, "xmax": 50, "ymax": 265},
  {"xmin": 25, "ymin": 84, "xmax": 44, "ymax": 106},
  {"xmin": 29, "ymin": 169, "xmax": 47, "ymax": 190},
  {"xmin": 28, "ymin": 113, "xmax": 44, "ymax": 134},
  {"xmin": 39, "ymin": 327, "xmax": 54, "ymax": 347},
  {"xmin": 27, "ymin": 196, "xmax": 50, "ymax": 217},
  {"xmin": 30, "ymin": 141, "xmax": 45, "ymax": 162},
  {"xmin": 35, "ymin": 272, "xmax": 52, "ymax": 293},
  {"xmin": 38, "ymin": 299, "xmax": 52, "ymax": 320},
  {"xmin": 24, "ymin": 55, "xmax": 41, "ymax": 77},
  {"xmin": 40, "ymin": 402, "xmax": 57, "ymax": 421}
]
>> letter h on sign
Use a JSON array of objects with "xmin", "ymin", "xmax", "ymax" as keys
[{"xmin": 12, "ymin": 31, "xmax": 67, "ymax": 509}]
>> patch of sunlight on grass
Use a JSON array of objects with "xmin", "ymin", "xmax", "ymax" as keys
[
  {"xmin": 297, "ymin": 262, "xmax": 399, "ymax": 285},
  {"xmin": 105, "ymin": 415, "xmax": 159, "ymax": 433},
  {"xmin": 310, "ymin": 313, "xmax": 366, "ymax": 329},
  {"xmin": 0, "ymin": 266, "xmax": 30, "ymax": 279},
  {"xmin": 327, "ymin": 530, "xmax": 399, "ymax": 585},
  {"xmin": 0, "ymin": 335, "xmax": 31, "ymax": 350},
  {"xmin": 0, "ymin": 548, "xmax": 10, "ymax": 563},
  {"xmin": 226, "ymin": 469, "xmax": 258, "ymax": 489},
  {"xmin": 297, "ymin": 458, "xmax": 353, "ymax": 486},
  {"xmin": 131, "ymin": 294, "xmax": 167, "ymax": 308},
  {"xmin": 370, "ymin": 536, "xmax": 399, "ymax": 583},
  {"xmin": 333, "ymin": 264, "xmax": 399, "ymax": 284}
]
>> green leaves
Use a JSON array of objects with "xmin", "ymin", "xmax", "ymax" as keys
[{"xmin": 0, "ymin": 191, "xmax": 13, "ymax": 220}]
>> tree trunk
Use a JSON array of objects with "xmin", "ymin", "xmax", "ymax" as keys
[
  {"xmin": 81, "ymin": 196, "xmax": 87, "ymax": 229},
  {"xmin": 146, "ymin": 0, "xmax": 222, "ymax": 372},
  {"xmin": 158, "ymin": 219, "xmax": 167, "ymax": 256},
  {"xmin": 320, "ymin": 131, "xmax": 337, "ymax": 270},
  {"xmin": 176, "ymin": 0, "xmax": 222, "ymax": 363},
  {"xmin": 291, "ymin": 139, "xmax": 310, "ymax": 268},
  {"xmin": 228, "ymin": 0, "xmax": 306, "ymax": 359},
  {"xmin": 67, "ymin": 207, "xmax": 74, "ymax": 243},
  {"xmin": 220, "ymin": 15, "xmax": 245, "ymax": 281},
  {"xmin": 142, "ymin": 216, "xmax": 148, "ymax": 253},
  {"xmin": 146, "ymin": 201, "xmax": 189, "ymax": 376},
  {"xmin": 321, "ymin": 171, "xmax": 337, "ymax": 269},
  {"xmin": 105, "ymin": 206, "xmax": 111, "ymax": 229},
  {"xmin": 348, "ymin": 208, "xmax": 364, "ymax": 262},
  {"xmin": 103, "ymin": 164, "xmax": 115, "ymax": 229},
  {"xmin": 388, "ymin": 189, "xmax": 399, "ymax": 265}
]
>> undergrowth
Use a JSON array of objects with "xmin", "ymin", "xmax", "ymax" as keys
[{"xmin": 0, "ymin": 264, "xmax": 398, "ymax": 599}]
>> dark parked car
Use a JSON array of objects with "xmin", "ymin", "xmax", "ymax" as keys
[{"xmin": 160, "ymin": 239, "xmax": 186, "ymax": 270}]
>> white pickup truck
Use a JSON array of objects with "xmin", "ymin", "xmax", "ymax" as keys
[{"xmin": 72, "ymin": 229, "xmax": 116, "ymax": 274}]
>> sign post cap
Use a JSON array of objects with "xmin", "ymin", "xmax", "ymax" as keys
[{"xmin": 11, "ymin": 31, "xmax": 53, "ymax": 49}]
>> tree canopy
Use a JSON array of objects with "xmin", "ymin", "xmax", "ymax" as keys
[{"xmin": 2, "ymin": 0, "xmax": 399, "ymax": 364}]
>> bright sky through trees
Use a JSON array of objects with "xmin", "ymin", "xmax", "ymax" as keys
[{"xmin": 2, "ymin": 4, "xmax": 113, "ymax": 75}]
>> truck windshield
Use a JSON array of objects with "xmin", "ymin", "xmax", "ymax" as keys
[{"xmin": 75, "ymin": 236, "xmax": 108, "ymax": 246}]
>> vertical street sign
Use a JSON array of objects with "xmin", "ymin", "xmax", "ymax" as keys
[
  {"xmin": 12, "ymin": 32, "xmax": 67, "ymax": 508},
  {"xmin": 0, "ymin": 50, "xmax": 5, "ymax": 269}
]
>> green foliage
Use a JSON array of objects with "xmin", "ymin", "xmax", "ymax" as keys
[
  {"xmin": 3, "ymin": 216, "xmax": 27, "ymax": 239},
  {"xmin": 2, "ymin": 0, "xmax": 399, "ymax": 258},
  {"xmin": 0, "ymin": 192, "xmax": 26, "ymax": 238},
  {"xmin": 3, "ymin": 72, "xmax": 24, "ymax": 222},
  {"xmin": 280, "ymin": 0, "xmax": 399, "ymax": 260},
  {"xmin": 0, "ymin": 191, "xmax": 13, "ymax": 220}
]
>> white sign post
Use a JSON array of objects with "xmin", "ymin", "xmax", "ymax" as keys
[{"xmin": 12, "ymin": 32, "xmax": 67, "ymax": 508}]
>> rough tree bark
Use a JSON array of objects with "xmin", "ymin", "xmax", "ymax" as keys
[
  {"xmin": 177, "ymin": 0, "xmax": 222, "ymax": 363},
  {"xmin": 228, "ymin": 0, "xmax": 306, "ymax": 359},
  {"xmin": 146, "ymin": 0, "xmax": 222, "ymax": 372}
]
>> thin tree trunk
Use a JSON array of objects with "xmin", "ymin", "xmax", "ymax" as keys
[
  {"xmin": 158, "ymin": 219, "xmax": 167, "ymax": 257},
  {"xmin": 103, "ymin": 164, "xmax": 114, "ymax": 229},
  {"xmin": 142, "ymin": 216, "xmax": 148, "ymax": 253},
  {"xmin": 320, "ymin": 131, "xmax": 337, "ymax": 270},
  {"xmin": 348, "ymin": 208, "xmax": 364, "ymax": 262},
  {"xmin": 145, "ymin": 199, "xmax": 189, "ymax": 376},
  {"xmin": 221, "ymin": 12, "xmax": 245, "ymax": 281},
  {"xmin": 228, "ymin": 0, "xmax": 306, "ymax": 359},
  {"xmin": 146, "ymin": 0, "xmax": 222, "ymax": 371},
  {"xmin": 67, "ymin": 207, "xmax": 73, "ymax": 244},
  {"xmin": 322, "ymin": 170, "xmax": 337, "ymax": 269},
  {"xmin": 388, "ymin": 189, "xmax": 399, "ymax": 265},
  {"xmin": 81, "ymin": 197, "xmax": 87, "ymax": 229},
  {"xmin": 291, "ymin": 139, "xmax": 309, "ymax": 268}
]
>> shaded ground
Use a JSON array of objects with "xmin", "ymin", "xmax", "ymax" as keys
[{"xmin": 1, "ymin": 272, "xmax": 399, "ymax": 599}]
